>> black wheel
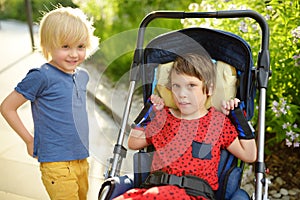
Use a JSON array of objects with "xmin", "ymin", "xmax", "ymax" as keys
[{"xmin": 98, "ymin": 184, "xmax": 111, "ymax": 200}]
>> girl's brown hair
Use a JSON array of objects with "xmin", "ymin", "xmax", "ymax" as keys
[{"xmin": 170, "ymin": 52, "xmax": 216, "ymax": 94}]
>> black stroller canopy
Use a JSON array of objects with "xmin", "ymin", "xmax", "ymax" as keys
[{"xmin": 144, "ymin": 27, "xmax": 252, "ymax": 72}]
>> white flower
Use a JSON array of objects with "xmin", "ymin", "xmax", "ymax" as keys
[
  {"xmin": 266, "ymin": 6, "xmax": 273, "ymax": 11},
  {"xmin": 286, "ymin": 130, "xmax": 293, "ymax": 137},
  {"xmin": 280, "ymin": 98, "xmax": 287, "ymax": 105},
  {"xmin": 188, "ymin": 3, "xmax": 199, "ymax": 11},
  {"xmin": 272, "ymin": 101, "xmax": 279, "ymax": 107},
  {"xmin": 291, "ymin": 26, "xmax": 300, "ymax": 39},
  {"xmin": 282, "ymin": 122, "xmax": 290, "ymax": 129},
  {"xmin": 239, "ymin": 21, "xmax": 248, "ymax": 33},
  {"xmin": 280, "ymin": 107, "xmax": 287, "ymax": 115},
  {"xmin": 286, "ymin": 139, "xmax": 292, "ymax": 147},
  {"xmin": 291, "ymin": 26, "xmax": 300, "ymax": 43},
  {"xmin": 228, "ymin": 4, "xmax": 237, "ymax": 10},
  {"xmin": 251, "ymin": 24, "xmax": 258, "ymax": 31}
]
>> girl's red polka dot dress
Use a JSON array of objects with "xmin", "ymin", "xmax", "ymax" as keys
[{"xmin": 114, "ymin": 107, "xmax": 238, "ymax": 200}]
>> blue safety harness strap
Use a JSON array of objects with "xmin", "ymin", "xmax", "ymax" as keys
[{"xmin": 132, "ymin": 100, "xmax": 154, "ymax": 129}]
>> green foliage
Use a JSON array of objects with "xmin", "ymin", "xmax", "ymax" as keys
[
  {"xmin": 75, "ymin": 0, "xmax": 191, "ymax": 82},
  {"xmin": 31, "ymin": 0, "xmax": 77, "ymax": 21},
  {"xmin": 184, "ymin": 0, "xmax": 300, "ymax": 149},
  {"xmin": 75, "ymin": 0, "xmax": 191, "ymax": 39},
  {"xmin": 0, "ymin": 0, "xmax": 77, "ymax": 22},
  {"xmin": 262, "ymin": 1, "xmax": 300, "ymax": 149},
  {"xmin": 0, "ymin": 0, "xmax": 25, "ymax": 21}
]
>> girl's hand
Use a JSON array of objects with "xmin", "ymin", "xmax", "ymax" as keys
[
  {"xmin": 221, "ymin": 98, "xmax": 240, "ymax": 115},
  {"xmin": 150, "ymin": 94, "xmax": 165, "ymax": 111}
]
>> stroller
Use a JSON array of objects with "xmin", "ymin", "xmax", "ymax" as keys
[{"xmin": 99, "ymin": 10, "xmax": 270, "ymax": 200}]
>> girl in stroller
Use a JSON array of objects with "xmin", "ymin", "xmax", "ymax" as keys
[{"xmin": 113, "ymin": 52, "xmax": 257, "ymax": 200}]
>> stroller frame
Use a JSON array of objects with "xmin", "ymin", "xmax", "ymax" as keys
[{"xmin": 104, "ymin": 10, "xmax": 270, "ymax": 200}]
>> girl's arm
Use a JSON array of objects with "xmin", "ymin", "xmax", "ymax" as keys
[
  {"xmin": 0, "ymin": 90, "xmax": 34, "ymax": 157},
  {"xmin": 127, "ymin": 129, "xmax": 148, "ymax": 150},
  {"xmin": 128, "ymin": 94, "xmax": 164, "ymax": 150},
  {"xmin": 223, "ymin": 98, "xmax": 257, "ymax": 162},
  {"xmin": 227, "ymin": 138, "xmax": 257, "ymax": 163}
]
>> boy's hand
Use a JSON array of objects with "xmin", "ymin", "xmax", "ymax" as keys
[
  {"xmin": 26, "ymin": 139, "xmax": 34, "ymax": 158},
  {"xmin": 150, "ymin": 94, "xmax": 165, "ymax": 111},
  {"xmin": 221, "ymin": 98, "xmax": 240, "ymax": 115}
]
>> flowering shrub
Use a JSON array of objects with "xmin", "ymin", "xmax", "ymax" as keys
[
  {"xmin": 268, "ymin": 98, "xmax": 300, "ymax": 148},
  {"xmin": 185, "ymin": 0, "xmax": 300, "ymax": 150}
]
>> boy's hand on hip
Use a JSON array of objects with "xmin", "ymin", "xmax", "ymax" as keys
[{"xmin": 26, "ymin": 139, "xmax": 34, "ymax": 158}]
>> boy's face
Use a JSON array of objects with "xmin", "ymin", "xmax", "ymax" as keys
[
  {"xmin": 171, "ymin": 71, "xmax": 211, "ymax": 119},
  {"xmin": 49, "ymin": 43, "xmax": 86, "ymax": 74}
]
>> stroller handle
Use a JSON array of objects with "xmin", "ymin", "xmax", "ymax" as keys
[
  {"xmin": 132, "ymin": 10, "xmax": 270, "ymax": 88},
  {"xmin": 139, "ymin": 10, "xmax": 269, "ymax": 51}
]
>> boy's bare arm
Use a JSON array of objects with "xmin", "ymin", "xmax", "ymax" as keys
[{"xmin": 0, "ymin": 91, "xmax": 34, "ymax": 156}]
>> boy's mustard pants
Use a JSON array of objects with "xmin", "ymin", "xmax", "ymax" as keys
[{"xmin": 40, "ymin": 159, "xmax": 89, "ymax": 200}]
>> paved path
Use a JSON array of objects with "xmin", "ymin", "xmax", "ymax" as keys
[{"xmin": 0, "ymin": 20, "xmax": 135, "ymax": 200}]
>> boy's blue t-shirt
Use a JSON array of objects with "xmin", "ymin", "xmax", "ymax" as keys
[{"xmin": 15, "ymin": 63, "xmax": 89, "ymax": 162}]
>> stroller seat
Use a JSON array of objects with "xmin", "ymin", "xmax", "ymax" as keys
[{"xmin": 99, "ymin": 10, "xmax": 270, "ymax": 200}]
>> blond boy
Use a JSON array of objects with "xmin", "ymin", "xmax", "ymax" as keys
[{"xmin": 1, "ymin": 6, "xmax": 99, "ymax": 199}]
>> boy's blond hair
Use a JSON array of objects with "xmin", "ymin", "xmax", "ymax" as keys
[
  {"xmin": 170, "ymin": 53, "xmax": 216, "ymax": 94},
  {"xmin": 39, "ymin": 6, "xmax": 99, "ymax": 60}
]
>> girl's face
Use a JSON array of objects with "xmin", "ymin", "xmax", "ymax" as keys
[
  {"xmin": 49, "ymin": 43, "xmax": 86, "ymax": 74},
  {"xmin": 171, "ymin": 71, "xmax": 211, "ymax": 120}
]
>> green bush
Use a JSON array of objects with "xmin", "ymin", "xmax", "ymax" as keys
[
  {"xmin": 0, "ymin": 0, "xmax": 77, "ymax": 22},
  {"xmin": 183, "ymin": 0, "xmax": 300, "ymax": 151},
  {"xmin": 75, "ymin": 0, "xmax": 191, "ymax": 82}
]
